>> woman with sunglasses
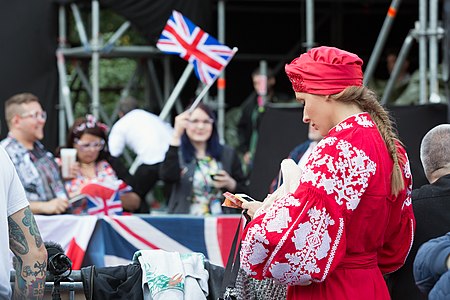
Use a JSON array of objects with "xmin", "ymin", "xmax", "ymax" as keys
[
  {"xmin": 160, "ymin": 103, "xmax": 248, "ymax": 215},
  {"xmin": 61, "ymin": 115, "xmax": 141, "ymax": 213}
]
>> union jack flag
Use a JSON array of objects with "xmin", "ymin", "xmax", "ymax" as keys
[
  {"xmin": 157, "ymin": 10, "xmax": 235, "ymax": 85},
  {"xmin": 80, "ymin": 181, "xmax": 128, "ymax": 216}
]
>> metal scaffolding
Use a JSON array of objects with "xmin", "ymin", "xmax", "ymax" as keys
[
  {"xmin": 363, "ymin": 0, "xmax": 446, "ymax": 106},
  {"xmin": 56, "ymin": 0, "xmax": 236, "ymax": 151},
  {"xmin": 56, "ymin": 0, "xmax": 446, "ymax": 151},
  {"xmin": 55, "ymin": 0, "xmax": 319, "ymax": 149}
]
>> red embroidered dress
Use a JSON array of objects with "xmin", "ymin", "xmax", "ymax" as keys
[{"xmin": 240, "ymin": 113, "xmax": 415, "ymax": 299}]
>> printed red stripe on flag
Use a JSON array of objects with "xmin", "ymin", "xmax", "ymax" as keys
[
  {"xmin": 66, "ymin": 238, "xmax": 85, "ymax": 270},
  {"xmin": 216, "ymin": 217, "xmax": 242, "ymax": 266}
]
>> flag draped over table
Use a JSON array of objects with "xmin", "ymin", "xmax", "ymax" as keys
[
  {"xmin": 93, "ymin": 216, "xmax": 241, "ymax": 268},
  {"xmin": 157, "ymin": 10, "xmax": 235, "ymax": 85},
  {"xmin": 34, "ymin": 215, "xmax": 97, "ymax": 270}
]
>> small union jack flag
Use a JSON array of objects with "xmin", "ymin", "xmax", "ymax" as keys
[
  {"xmin": 157, "ymin": 10, "xmax": 236, "ymax": 85},
  {"xmin": 81, "ymin": 181, "xmax": 128, "ymax": 216}
]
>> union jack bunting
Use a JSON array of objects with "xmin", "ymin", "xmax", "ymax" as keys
[{"xmin": 157, "ymin": 10, "xmax": 235, "ymax": 85}]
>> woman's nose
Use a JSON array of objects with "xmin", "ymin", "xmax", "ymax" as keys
[{"xmin": 302, "ymin": 113, "xmax": 310, "ymax": 124}]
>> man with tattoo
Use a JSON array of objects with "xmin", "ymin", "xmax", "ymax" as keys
[{"xmin": 0, "ymin": 146, "xmax": 47, "ymax": 299}]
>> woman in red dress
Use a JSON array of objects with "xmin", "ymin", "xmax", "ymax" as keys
[{"xmin": 240, "ymin": 46, "xmax": 415, "ymax": 299}]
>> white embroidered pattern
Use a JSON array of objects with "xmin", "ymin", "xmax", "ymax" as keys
[
  {"xmin": 240, "ymin": 223, "xmax": 269, "ymax": 275},
  {"xmin": 301, "ymin": 137, "xmax": 377, "ymax": 210},
  {"xmin": 403, "ymin": 157, "xmax": 413, "ymax": 208},
  {"xmin": 268, "ymin": 206, "xmax": 335, "ymax": 285},
  {"xmin": 240, "ymin": 194, "xmax": 301, "ymax": 276},
  {"xmin": 266, "ymin": 207, "xmax": 292, "ymax": 233},
  {"xmin": 240, "ymin": 115, "xmax": 378, "ymax": 285},
  {"xmin": 334, "ymin": 122, "xmax": 353, "ymax": 132},
  {"xmin": 321, "ymin": 218, "xmax": 344, "ymax": 282},
  {"xmin": 354, "ymin": 114, "xmax": 375, "ymax": 127},
  {"xmin": 403, "ymin": 158, "xmax": 412, "ymax": 179}
]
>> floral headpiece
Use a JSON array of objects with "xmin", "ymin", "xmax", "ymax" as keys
[{"xmin": 73, "ymin": 114, "xmax": 109, "ymax": 134}]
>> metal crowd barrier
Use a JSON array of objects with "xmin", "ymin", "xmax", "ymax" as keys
[{"xmin": 10, "ymin": 270, "xmax": 84, "ymax": 300}]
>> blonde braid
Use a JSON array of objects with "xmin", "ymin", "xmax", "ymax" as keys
[{"xmin": 331, "ymin": 86, "xmax": 405, "ymax": 196}]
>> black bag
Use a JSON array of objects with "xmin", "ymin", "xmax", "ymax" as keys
[{"xmin": 218, "ymin": 213, "xmax": 287, "ymax": 300}]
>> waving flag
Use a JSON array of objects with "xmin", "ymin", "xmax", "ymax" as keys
[
  {"xmin": 81, "ymin": 181, "xmax": 128, "ymax": 216},
  {"xmin": 157, "ymin": 10, "xmax": 235, "ymax": 85}
]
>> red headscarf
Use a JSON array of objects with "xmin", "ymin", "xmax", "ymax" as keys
[{"xmin": 285, "ymin": 46, "xmax": 363, "ymax": 95}]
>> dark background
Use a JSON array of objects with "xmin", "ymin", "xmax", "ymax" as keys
[
  {"xmin": 0, "ymin": 0, "xmax": 445, "ymax": 193},
  {"xmin": 0, "ymin": 0, "xmax": 423, "ymax": 146},
  {"xmin": 248, "ymin": 104, "xmax": 448, "ymax": 199}
]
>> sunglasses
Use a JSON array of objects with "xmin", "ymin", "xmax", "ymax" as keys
[
  {"xmin": 74, "ymin": 139, "xmax": 105, "ymax": 151},
  {"xmin": 19, "ymin": 110, "xmax": 47, "ymax": 121}
]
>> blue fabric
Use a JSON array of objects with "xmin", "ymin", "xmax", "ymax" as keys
[
  {"xmin": 429, "ymin": 271, "xmax": 450, "ymax": 300},
  {"xmin": 414, "ymin": 233, "xmax": 450, "ymax": 298}
]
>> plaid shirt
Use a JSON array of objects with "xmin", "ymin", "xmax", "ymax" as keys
[{"xmin": 1, "ymin": 135, "xmax": 67, "ymax": 202}]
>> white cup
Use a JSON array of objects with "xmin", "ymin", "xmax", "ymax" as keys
[{"xmin": 60, "ymin": 148, "xmax": 77, "ymax": 178}]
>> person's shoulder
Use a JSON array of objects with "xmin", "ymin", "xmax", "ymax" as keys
[
  {"xmin": 0, "ymin": 146, "xmax": 12, "ymax": 164},
  {"xmin": 241, "ymin": 94, "xmax": 257, "ymax": 110},
  {"xmin": 97, "ymin": 159, "xmax": 113, "ymax": 169},
  {"xmin": 291, "ymin": 140, "xmax": 312, "ymax": 152},
  {"xmin": 412, "ymin": 185, "xmax": 433, "ymax": 202},
  {"xmin": 335, "ymin": 113, "xmax": 383, "ymax": 144},
  {"xmin": 35, "ymin": 141, "xmax": 54, "ymax": 156},
  {"xmin": 1, "ymin": 136, "xmax": 26, "ymax": 158},
  {"xmin": 413, "ymin": 175, "xmax": 450, "ymax": 200},
  {"xmin": 1, "ymin": 136, "xmax": 15, "ymax": 149}
]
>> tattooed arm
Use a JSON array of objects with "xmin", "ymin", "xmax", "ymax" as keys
[{"xmin": 8, "ymin": 206, "xmax": 47, "ymax": 300}]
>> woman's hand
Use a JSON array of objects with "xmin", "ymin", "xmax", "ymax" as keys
[
  {"xmin": 45, "ymin": 197, "xmax": 70, "ymax": 215},
  {"xmin": 64, "ymin": 162, "xmax": 80, "ymax": 180},
  {"xmin": 171, "ymin": 111, "xmax": 190, "ymax": 146},
  {"xmin": 120, "ymin": 192, "xmax": 141, "ymax": 212},
  {"xmin": 241, "ymin": 201, "xmax": 263, "ymax": 219},
  {"xmin": 212, "ymin": 170, "xmax": 237, "ymax": 191}
]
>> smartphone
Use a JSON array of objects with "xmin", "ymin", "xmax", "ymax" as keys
[{"xmin": 235, "ymin": 193, "xmax": 256, "ymax": 202}]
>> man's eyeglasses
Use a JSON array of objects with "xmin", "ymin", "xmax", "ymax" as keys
[
  {"xmin": 20, "ymin": 110, "xmax": 47, "ymax": 121},
  {"xmin": 74, "ymin": 139, "xmax": 105, "ymax": 151},
  {"xmin": 188, "ymin": 118, "xmax": 214, "ymax": 126}
]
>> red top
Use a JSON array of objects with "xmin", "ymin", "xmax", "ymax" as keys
[{"xmin": 240, "ymin": 113, "xmax": 415, "ymax": 299}]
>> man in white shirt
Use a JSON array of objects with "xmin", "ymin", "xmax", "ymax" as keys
[
  {"xmin": 0, "ymin": 146, "xmax": 47, "ymax": 299},
  {"xmin": 108, "ymin": 97, "xmax": 173, "ymax": 212}
]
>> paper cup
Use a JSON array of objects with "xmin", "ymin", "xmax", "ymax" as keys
[{"xmin": 60, "ymin": 148, "xmax": 77, "ymax": 178}]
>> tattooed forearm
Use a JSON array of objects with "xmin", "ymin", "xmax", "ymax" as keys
[
  {"xmin": 8, "ymin": 216, "xmax": 28, "ymax": 255},
  {"xmin": 22, "ymin": 207, "xmax": 43, "ymax": 248},
  {"xmin": 13, "ymin": 257, "xmax": 47, "ymax": 299},
  {"xmin": 9, "ymin": 207, "xmax": 47, "ymax": 299},
  {"xmin": 14, "ymin": 277, "xmax": 46, "ymax": 300}
]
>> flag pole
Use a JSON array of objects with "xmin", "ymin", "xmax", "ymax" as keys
[
  {"xmin": 159, "ymin": 63, "xmax": 194, "ymax": 121},
  {"xmin": 188, "ymin": 47, "xmax": 238, "ymax": 113}
]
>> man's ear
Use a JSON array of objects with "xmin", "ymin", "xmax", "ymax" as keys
[{"xmin": 10, "ymin": 115, "xmax": 21, "ymax": 127}]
